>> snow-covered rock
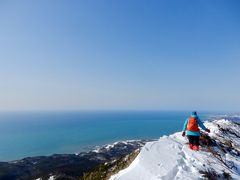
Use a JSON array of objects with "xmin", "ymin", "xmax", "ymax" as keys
[{"xmin": 110, "ymin": 120, "xmax": 240, "ymax": 180}]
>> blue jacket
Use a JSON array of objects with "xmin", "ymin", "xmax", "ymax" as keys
[{"xmin": 182, "ymin": 115, "xmax": 208, "ymax": 136}]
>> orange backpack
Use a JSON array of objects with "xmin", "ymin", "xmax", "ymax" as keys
[{"xmin": 187, "ymin": 117, "xmax": 200, "ymax": 132}]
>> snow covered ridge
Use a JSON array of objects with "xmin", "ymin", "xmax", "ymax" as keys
[
  {"xmin": 110, "ymin": 120, "xmax": 240, "ymax": 180},
  {"xmin": 92, "ymin": 140, "xmax": 147, "ymax": 153}
]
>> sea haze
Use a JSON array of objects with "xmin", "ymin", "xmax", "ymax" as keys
[{"xmin": 0, "ymin": 111, "xmax": 210, "ymax": 161}]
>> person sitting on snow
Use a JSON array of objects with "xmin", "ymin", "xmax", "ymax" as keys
[{"xmin": 182, "ymin": 111, "xmax": 210, "ymax": 151}]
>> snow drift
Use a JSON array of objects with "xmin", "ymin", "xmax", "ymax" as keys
[{"xmin": 110, "ymin": 119, "xmax": 240, "ymax": 180}]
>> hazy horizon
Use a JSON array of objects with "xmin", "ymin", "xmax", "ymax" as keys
[{"xmin": 0, "ymin": 0, "xmax": 239, "ymax": 111}]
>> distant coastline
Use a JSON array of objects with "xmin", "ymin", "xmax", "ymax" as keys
[
  {"xmin": 0, "ymin": 140, "xmax": 148, "ymax": 180},
  {"xmin": 0, "ymin": 111, "xmax": 204, "ymax": 161}
]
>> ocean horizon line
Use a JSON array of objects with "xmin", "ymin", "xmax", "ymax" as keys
[{"xmin": 0, "ymin": 109, "xmax": 236, "ymax": 113}]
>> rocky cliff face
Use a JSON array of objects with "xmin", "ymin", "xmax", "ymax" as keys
[{"xmin": 110, "ymin": 120, "xmax": 240, "ymax": 180}]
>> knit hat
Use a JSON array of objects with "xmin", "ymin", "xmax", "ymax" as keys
[{"xmin": 191, "ymin": 111, "xmax": 197, "ymax": 117}]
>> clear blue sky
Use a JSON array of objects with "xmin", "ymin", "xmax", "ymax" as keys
[{"xmin": 0, "ymin": 0, "xmax": 239, "ymax": 111}]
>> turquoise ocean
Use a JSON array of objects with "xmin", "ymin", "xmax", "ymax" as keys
[{"xmin": 0, "ymin": 111, "xmax": 213, "ymax": 161}]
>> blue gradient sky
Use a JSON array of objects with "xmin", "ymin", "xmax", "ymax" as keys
[{"xmin": 0, "ymin": 0, "xmax": 239, "ymax": 111}]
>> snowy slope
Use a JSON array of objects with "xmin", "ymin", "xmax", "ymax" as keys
[{"xmin": 110, "ymin": 120, "xmax": 240, "ymax": 180}]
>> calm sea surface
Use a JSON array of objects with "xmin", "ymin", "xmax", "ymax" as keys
[{"xmin": 0, "ymin": 111, "xmax": 211, "ymax": 161}]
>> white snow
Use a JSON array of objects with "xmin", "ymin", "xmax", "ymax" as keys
[
  {"xmin": 110, "ymin": 120, "xmax": 240, "ymax": 180},
  {"xmin": 48, "ymin": 176, "xmax": 55, "ymax": 180},
  {"xmin": 35, "ymin": 176, "xmax": 54, "ymax": 180}
]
